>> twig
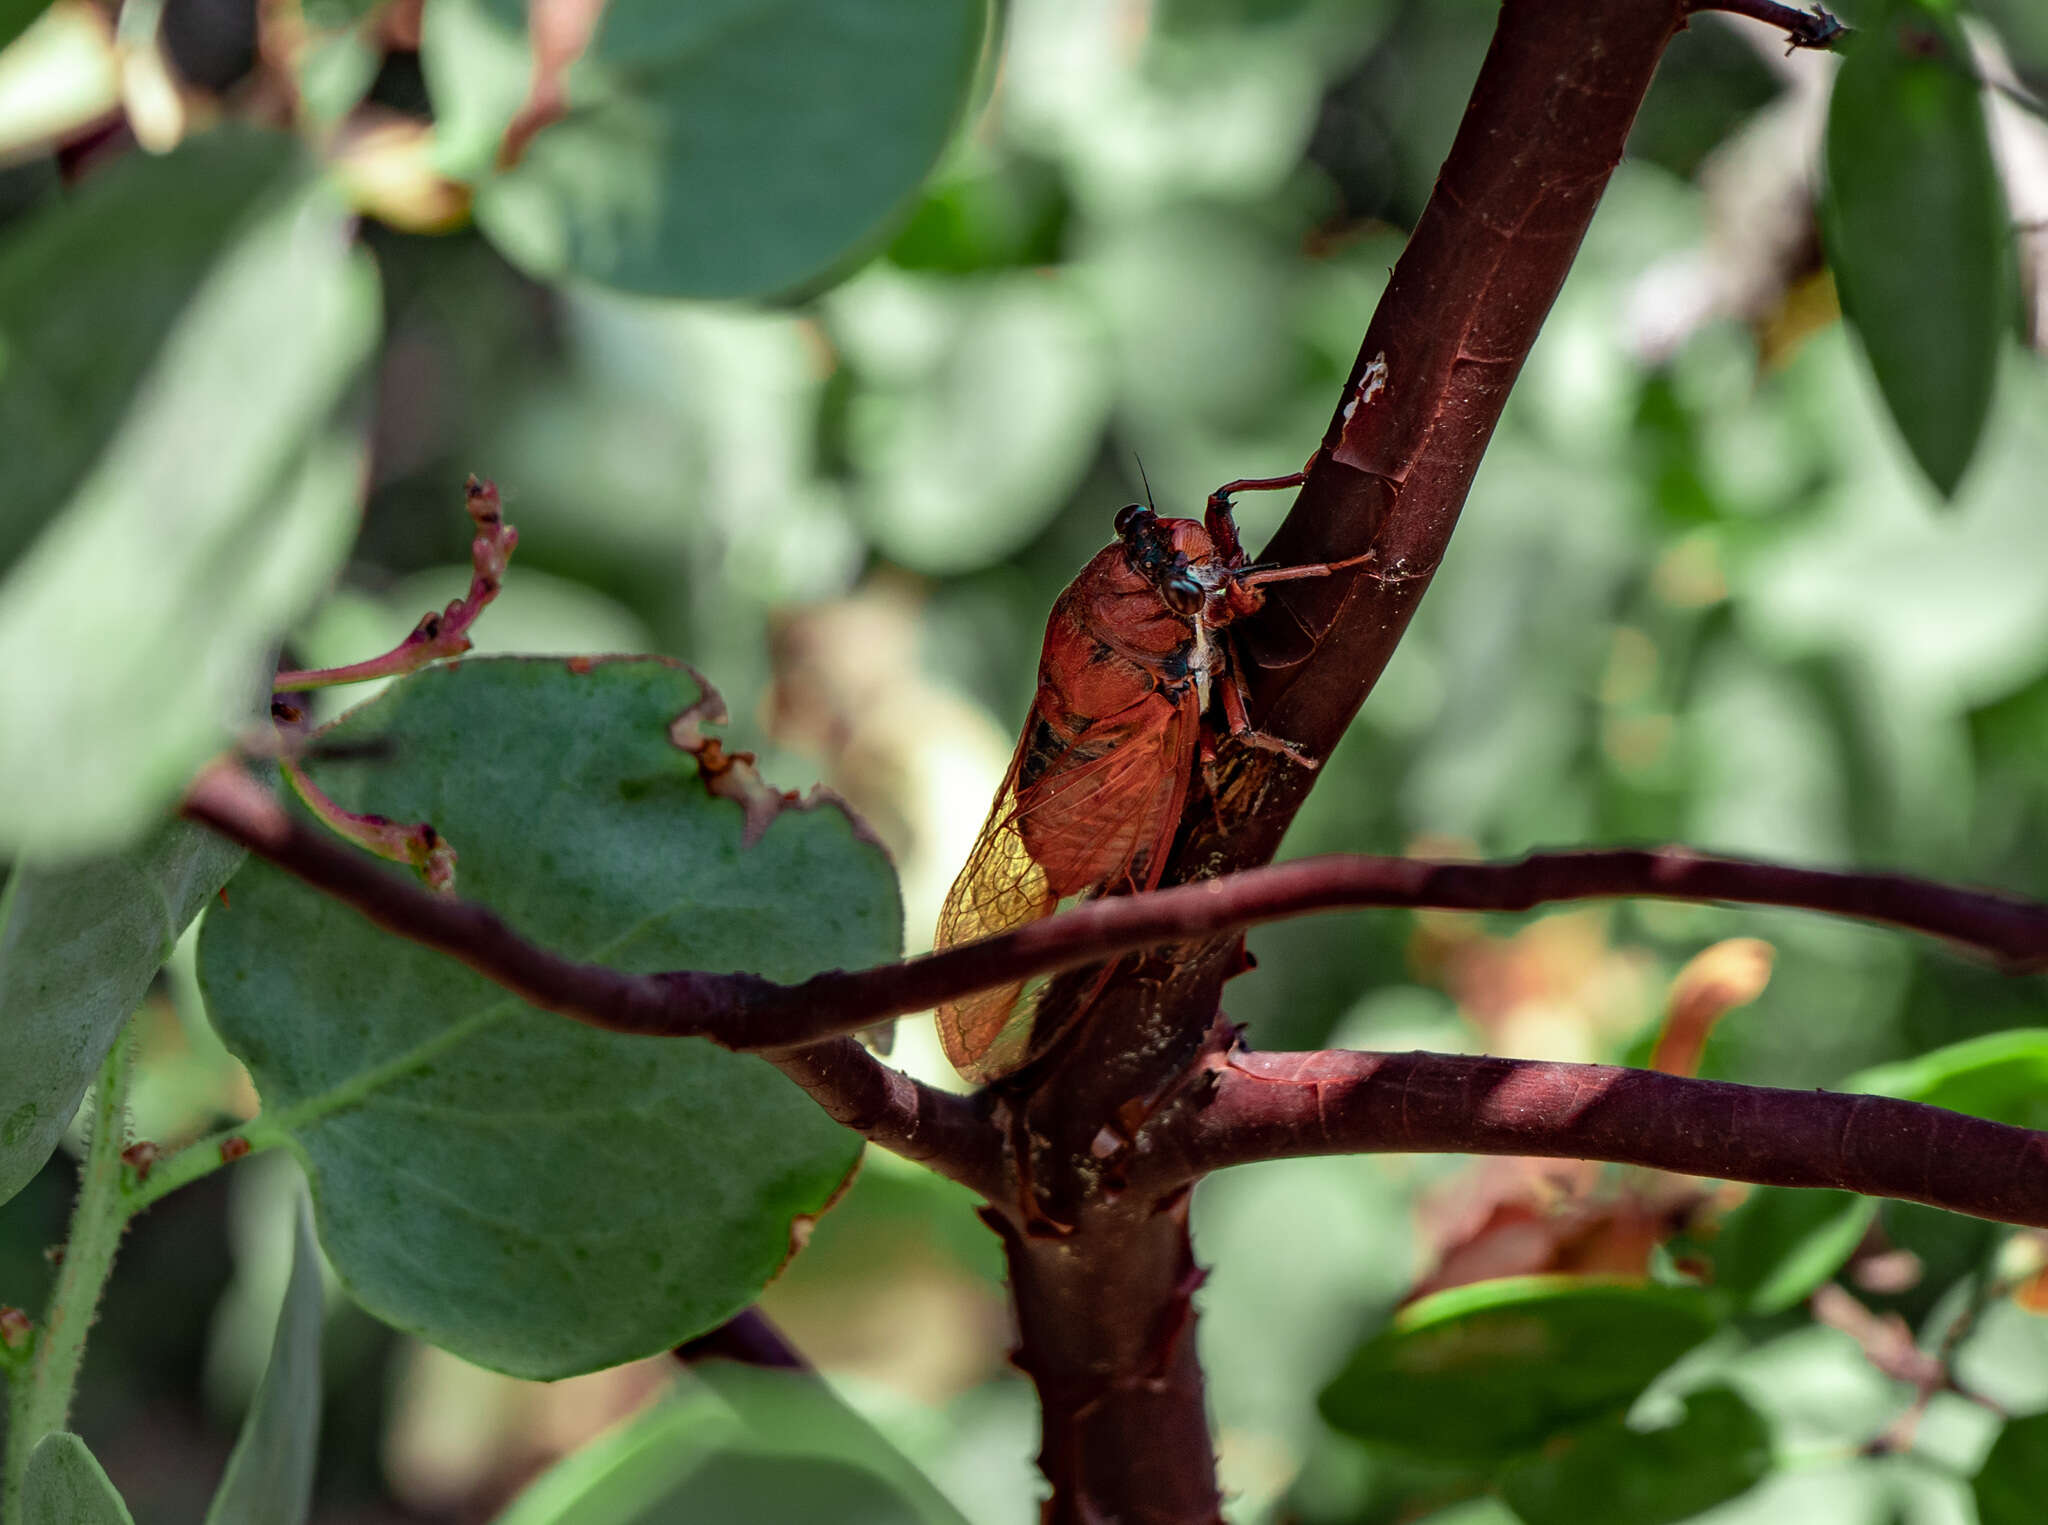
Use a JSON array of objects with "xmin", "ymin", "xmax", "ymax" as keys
[
  {"xmin": 283, "ymin": 756, "xmax": 456, "ymax": 892},
  {"xmin": 673, "ymin": 1306, "xmax": 809, "ymax": 1370},
  {"xmin": 1166, "ymin": 1047, "xmax": 2048, "ymax": 1229},
  {"xmin": 1689, "ymin": 0, "xmax": 1845, "ymax": 50},
  {"xmin": 184, "ymin": 759, "xmax": 2048, "ymax": 1052},
  {"xmin": 274, "ymin": 477, "xmax": 514, "ymax": 691},
  {"xmin": 2, "ymin": 1027, "xmax": 139, "ymax": 1516}
]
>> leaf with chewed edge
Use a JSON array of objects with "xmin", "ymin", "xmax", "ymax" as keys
[{"xmin": 199, "ymin": 658, "xmax": 898, "ymax": 1378}]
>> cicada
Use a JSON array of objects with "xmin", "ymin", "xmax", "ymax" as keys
[{"xmin": 934, "ymin": 470, "xmax": 1367, "ymax": 1081}]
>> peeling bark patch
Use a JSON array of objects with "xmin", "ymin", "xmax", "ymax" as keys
[{"xmin": 1334, "ymin": 352, "xmax": 1391, "ymax": 470}]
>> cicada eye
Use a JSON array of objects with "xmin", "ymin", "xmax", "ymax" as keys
[
  {"xmin": 1163, "ymin": 570, "xmax": 1205, "ymax": 616},
  {"xmin": 1113, "ymin": 504, "xmax": 1151, "ymax": 538}
]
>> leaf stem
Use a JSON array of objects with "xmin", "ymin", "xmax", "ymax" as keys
[
  {"xmin": 2, "ymin": 1026, "xmax": 139, "ymax": 1523},
  {"xmin": 121, "ymin": 1120, "xmax": 286, "ymax": 1215}
]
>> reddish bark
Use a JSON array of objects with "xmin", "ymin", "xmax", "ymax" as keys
[{"xmin": 1168, "ymin": 1047, "xmax": 2048, "ymax": 1231}]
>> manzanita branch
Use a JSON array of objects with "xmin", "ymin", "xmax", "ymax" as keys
[
  {"xmin": 974, "ymin": 4, "xmax": 1826, "ymax": 1512},
  {"xmin": 1166, "ymin": 1047, "xmax": 2048, "ymax": 1231}
]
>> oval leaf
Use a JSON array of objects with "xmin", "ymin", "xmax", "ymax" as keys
[
  {"xmin": 0, "ymin": 0, "xmax": 57, "ymax": 54},
  {"xmin": 1848, "ymin": 1029, "xmax": 2048, "ymax": 1129},
  {"xmin": 1822, "ymin": 2, "xmax": 2011, "ymax": 498},
  {"xmin": 1497, "ymin": 1384, "xmax": 1771, "ymax": 1525},
  {"xmin": 1318, "ymin": 1276, "xmax": 1718, "ymax": 1462},
  {"xmin": 197, "ymin": 658, "xmax": 893, "ymax": 1378},
  {"xmin": 1707, "ymin": 1187, "xmax": 1877, "ymax": 1317},
  {"xmin": 22, "ymin": 1434, "xmax": 135, "ymax": 1525},
  {"xmin": 1975, "ymin": 1411, "xmax": 2048, "ymax": 1525},
  {"xmin": 0, "ymin": 128, "xmax": 377, "ymax": 857},
  {"xmin": 0, "ymin": 823, "xmax": 243, "ymax": 1207},
  {"xmin": 498, "ymin": 1365, "xmax": 972, "ymax": 1525},
  {"xmin": 421, "ymin": 0, "xmax": 991, "ymax": 298},
  {"xmin": 204, "ymin": 1191, "xmax": 324, "ymax": 1525}
]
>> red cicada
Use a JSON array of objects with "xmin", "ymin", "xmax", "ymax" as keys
[{"xmin": 934, "ymin": 469, "xmax": 1368, "ymax": 1081}]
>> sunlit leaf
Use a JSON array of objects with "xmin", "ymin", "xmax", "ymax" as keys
[
  {"xmin": 22, "ymin": 1434, "xmax": 135, "ymax": 1525},
  {"xmin": 0, "ymin": 128, "xmax": 377, "ymax": 858},
  {"xmin": 497, "ymin": 1364, "xmax": 969, "ymax": 1525},
  {"xmin": 1318, "ymin": 1277, "xmax": 1718, "ymax": 1462},
  {"xmin": 1848, "ymin": 1028, "xmax": 2048, "ymax": 1129},
  {"xmin": 0, "ymin": 0, "xmax": 57, "ymax": 55},
  {"xmin": 421, "ymin": 0, "xmax": 992, "ymax": 298},
  {"xmin": 1498, "ymin": 1385, "xmax": 1772, "ymax": 1525},
  {"xmin": 0, "ymin": 3, "xmax": 116, "ymax": 159},
  {"xmin": 204, "ymin": 1191, "xmax": 324, "ymax": 1525},
  {"xmin": 0, "ymin": 823, "xmax": 242, "ymax": 1207},
  {"xmin": 198, "ymin": 658, "xmax": 894, "ymax": 1377},
  {"xmin": 1822, "ymin": 0, "xmax": 2011, "ymax": 497}
]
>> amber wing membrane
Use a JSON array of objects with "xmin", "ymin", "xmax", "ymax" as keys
[{"xmin": 934, "ymin": 693, "xmax": 1196, "ymax": 1081}]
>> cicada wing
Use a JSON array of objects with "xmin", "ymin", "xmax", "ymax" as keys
[
  {"xmin": 935, "ymin": 751, "xmax": 1056, "ymax": 1080},
  {"xmin": 934, "ymin": 692, "xmax": 1198, "ymax": 1083}
]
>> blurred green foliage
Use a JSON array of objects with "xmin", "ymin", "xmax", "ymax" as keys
[{"xmin": 1, "ymin": 0, "xmax": 2047, "ymax": 1521}]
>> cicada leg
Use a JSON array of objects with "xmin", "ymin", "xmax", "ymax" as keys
[
  {"xmin": 1217, "ymin": 659, "xmax": 1320, "ymax": 769},
  {"xmin": 1203, "ymin": 455, "xmax": 1314, "ymax": 562}
]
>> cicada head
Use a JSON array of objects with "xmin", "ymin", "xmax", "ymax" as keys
[{"xmin": 1116, "ymin": 506, "xmax": 1209, "ymax": 618}]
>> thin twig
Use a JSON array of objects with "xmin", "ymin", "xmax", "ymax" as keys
[
  {"xmin": 1689, "ymin": 0, "xmax": 1845, "ymax": 50},
  {"xmin": 274, "ymin": 477, "xmax": 514, "ymax": 691},
  {"xmin": 185, "ymin": 760, "xmax": 2048, "ymax": 1050},
  {"xmin": 673, "ymin": 1307, "xmax": 809, "ymax": 1370}
]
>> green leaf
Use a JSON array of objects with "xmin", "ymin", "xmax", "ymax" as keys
[
  {"xmin": 1708, "ymin": 1188, "xmax": 1878, "ymax": 1316},
  {"xmin": 497, "ymin": 1365, "xmax": 969, "ymax": 1525},
  {"xmin": 683, "ymin": 1363, "xmax": 970, "ymax": 1525},
  {"xmin": 1318, "ymin": 1277, "xmax": 1719, "ymax": 1463},
  {"xmin": 0, "ymin": 128, "xmax": 378, "ymax": 858},
  {"xmin": 204, "ymin": 1191, "xmax": 324, "ymax": 1525},
  {"xmin": 1497, "ymin": 1385, "xmax": 1772, "ymax": 1525},
  {"xmin": 420, "ymin": 0, "xmax": 992, "ymax": 298},
  {"xmin": 1822, "ymin": 0, "xmax": 2011, "ymax": 497},
  {"xmin": 197, "ymin": 658, "xmax": 893, "ymax": 1378},
  {"xmin": 0, "ymin": 822, "xmax": 243, "ymax": 1206},
  {"xmin": 1974, "ymin": 1411, "xmax": 2048, "ymax": 1525},
  {"xmin": 493, "ymin": 1387, "xmax": 736, "ymax": 1525},
  {"xmin": 1848, "ymin": 1029, "xmax": 2048, "ymax": 1128},
  {"xmin": 0, "ymin": 0, "xmax": 56, "ymax": 54},
  {"xmin": 21, "ymin": 1434, "xmax": 136, "ymax": 1525}
]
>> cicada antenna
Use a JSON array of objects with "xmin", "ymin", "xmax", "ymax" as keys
[{"xmin": 1134, "ymin": 454, "xmax": 1157, "ymax": 513}]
